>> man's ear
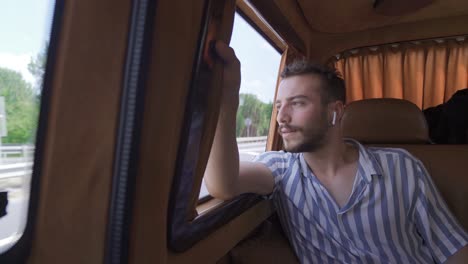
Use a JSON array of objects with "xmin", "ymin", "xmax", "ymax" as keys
[{"xmin": 330, "ymin": 101, "xmax": 345, "ymax": 125}]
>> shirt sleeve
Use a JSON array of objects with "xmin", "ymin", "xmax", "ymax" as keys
[
  {"xmin": 253, "ymin": 151, "xmax": 290, "ymax": 187},
  {"xmin": 412, "ymin": 159, "xmax": 468, "ymax": 263}
]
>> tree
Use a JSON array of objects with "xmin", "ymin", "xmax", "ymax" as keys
[
  {"xmin": 28, "ymin": 43, "xmax": 48, "ymax": 91},
  {"xmin": 258, "ymin": 102, "xmax": 273, "ymax": 136},
  {"xmin": 0, "ymin": 67, "xmax": 39, "ymax": 144},
  {"xmin": 236, "ymin": 93, "xmax": 273, "ymax": 137}
]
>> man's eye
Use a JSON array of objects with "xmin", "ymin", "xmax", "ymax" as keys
[
  {"xmin": 292, "ymin": 101, "xmax": 303, "ymax": 106},
  {"xmin": 275, "ymin": 105, "xmax": 281, "ymax": 110}
]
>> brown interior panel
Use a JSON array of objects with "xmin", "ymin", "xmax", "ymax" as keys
[
  {"xmin": 128, "ymin": 0, "xmax": 207, "ymax": 263},
  {"xmin": 248, "ymin": 0, "xmax": 310, "ymax": 56},
  {"xmin": 168, "ymin": 200, "xmax": 273, "ymax": 264},
  {"xmin": 28, "ymin": 0, "xmax": 132, "ymax": 263},
  {"xmin": 247, "ymin": 0, "xmax": 468, "ymax": 62},
  {"xmin": 297, "ymin": 0, "xmax": 468, "ymax": 33}
]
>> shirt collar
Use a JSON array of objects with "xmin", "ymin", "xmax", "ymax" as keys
[
  {"xmin": 345, "ymin": 138, "xmax": 383, "ymax": 183},
  {"xmin": 297, "ymin": 139, "xmax": 383, "ymax": 184}
]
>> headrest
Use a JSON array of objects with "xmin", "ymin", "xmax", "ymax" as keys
[{"xmin": 341, "ymin": 98, "xmax": 430, "ymax": 144}]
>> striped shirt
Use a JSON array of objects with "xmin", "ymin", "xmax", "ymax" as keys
[{"xmin": 253, "ymin": 139, "xmax": 468, "ymax": 264}]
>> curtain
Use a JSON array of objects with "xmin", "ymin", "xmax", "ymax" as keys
[{"xmin": 334, "ymin": 38, "xmax": 468, "ymax": 109}]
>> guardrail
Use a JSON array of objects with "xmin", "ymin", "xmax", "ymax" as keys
[
  {"xmin": 0, "ymin": 162, "xmax": 33, "ymax": 180},
  {"xmin": 0, "ymin": 145, "xmax": 34, "ymax": 158},
  {"xmin": 0, "ymin": 145, "xmax": 34, "ymax": 183},
  {"xmin": 0, "ymin": 138, "xmax": 269, "ymax": 182},
  {"xmin": 236, "ymin": 136, "xmax": 267, "ymax": 144}
]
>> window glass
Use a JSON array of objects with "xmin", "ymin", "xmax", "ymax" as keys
[
  {"xmin": 0, "ymin": 0, "xmax": 55, "ymax": 252},
  {"xmin": 199, "ymin": 13, "xmax": 281, "ymax": 198}
]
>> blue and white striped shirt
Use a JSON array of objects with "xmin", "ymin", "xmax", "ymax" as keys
[{"xmin": 253, "ymin": 139, "xmax": 468, "ymax": 263}]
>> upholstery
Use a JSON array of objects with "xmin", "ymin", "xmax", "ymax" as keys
[
  {"xmin": 220, "ymin": 216, "xmax": 298, "ymax": 263},
  {"xmin": 341, "ymin": 98, "xmax": 431, "ymax": 144}
]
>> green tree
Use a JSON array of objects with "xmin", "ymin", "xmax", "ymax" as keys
[
  {"xmin": 236, "ymin": 110, "xmax": 245, "ymax": 137},
  {"xmin": 236, "ymin": 93, "xmax": 273, "ymax": 137},
  {"xmin": 258, "ymin": 102, "xmax": 273, "ymax": 136},
  {"xmin": 0, "ymin": 67, "xmax": 39, "ymax": 144},
  {"xmin": 28, "ymin": 43, "xmax": 48, "ymax": 91}
]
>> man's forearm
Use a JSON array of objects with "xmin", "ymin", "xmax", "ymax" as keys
[
  {"xmin": 204, "ymin": 105, "xmax": 241, "ymax": 200},
  {"xmin": 204, "ymin": 41, "xmax": 243, "ymax": 200}
]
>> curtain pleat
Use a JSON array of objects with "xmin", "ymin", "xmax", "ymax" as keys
[
  {"xmin": 362, "ymin": 51, "xmax": 383, "ymax": 99},
  {"xmin": 334, "ymin": 38, "xmax": 468, "ymax": 109},
  {"xmin": 446, "ymin": 40, "xmax": 468, "ymax": 101},
  {"xmin": 403, "ymin": 46, "xmax": 425, "ymax": 108},
  {"xmin": 423, "ymin": 43, "xmax": 447, "ymax": 109},
  {"xmin": 344, "ymin": 56, "xmax": 364, "ymax": 102},
  {"xmin": 383, "ymin": 47, "xmax": 403, "ymax": 99}
]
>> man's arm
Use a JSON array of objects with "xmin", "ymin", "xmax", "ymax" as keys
[{"xmin": 204, "ymin": 41, "xmax": 274, "ymax": 200}]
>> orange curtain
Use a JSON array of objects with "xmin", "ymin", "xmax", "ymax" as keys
[{"xmin": 334, "ymin": 39, "xmax": 468, "ymax": 109}]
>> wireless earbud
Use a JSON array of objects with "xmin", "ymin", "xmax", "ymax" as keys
[{"xmin": 332, "ymin": 111, "xmax": 336, "ymax": 126}]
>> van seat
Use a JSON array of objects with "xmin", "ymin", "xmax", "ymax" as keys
[{"xmin": 341, "ymin": 98, "xmax": 431, "ymax": 144}]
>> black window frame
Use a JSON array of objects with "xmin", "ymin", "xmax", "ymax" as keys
[{"xmin": 166, "ymin": 1, "xmax": 265, "ymax": 253}]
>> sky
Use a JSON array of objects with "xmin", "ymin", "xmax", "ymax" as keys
[
  {"xmin": 0, "ymin": 3, "xmax": 281, "ymax": 103},
  {"xmin": 231, "ymin": 14, "xmax": 282, "ymax": 103},
  {"xmin": 0, "ymin": 0, "xmax": 55, "ymax": 84}
]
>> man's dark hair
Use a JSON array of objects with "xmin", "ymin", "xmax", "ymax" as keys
[{"xmin": 280, "ymin": 60, "xmax": 346, "ymax": 104}]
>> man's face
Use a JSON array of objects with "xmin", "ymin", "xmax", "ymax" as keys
[{"xmin": 275, "ymin": 74, "xmax": 330, "ymax": 153}]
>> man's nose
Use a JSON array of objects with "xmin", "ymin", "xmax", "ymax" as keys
[{"xmin": 277, "ymin": 106, "xmax": 291, "ymax": 124}]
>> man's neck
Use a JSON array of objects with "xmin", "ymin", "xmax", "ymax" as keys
[{"xmin": 302, "ymin": 138, "xmax": 357, "ymax": 180}]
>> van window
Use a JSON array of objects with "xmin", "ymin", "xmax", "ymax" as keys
[
  {"xmin": 199, "ymin": 13, "xmax": 281, "ymax": 199},
  {"xmin": 0, "ymin": 0, "xmax": 55, "ymax": 253}
]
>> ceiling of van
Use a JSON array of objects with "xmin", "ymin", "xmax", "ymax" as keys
[
  {"xmin": 246, "ymin": 0, "xmax": 468, "ymax": 61},
  {"xmin": 297, "ymin": 0, "xmax": 468, "ymax": 33}
]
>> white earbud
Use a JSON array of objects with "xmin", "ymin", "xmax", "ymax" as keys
[{"xmin": 332, "ymin": 111, "xmax": 336, "ymax": 126}]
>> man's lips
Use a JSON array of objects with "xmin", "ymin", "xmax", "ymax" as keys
[{"xmin": 278, "ymin": 126, "xmax": 300, "ymax": 136}]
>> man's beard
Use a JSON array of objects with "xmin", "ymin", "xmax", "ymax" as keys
[{"xmin": 281, "ymin": 113, "xmax": 329, "ymax": 153}]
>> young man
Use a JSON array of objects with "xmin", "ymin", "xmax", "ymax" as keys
[{"xmin": 204, "ymin": 41, "xmax": 468, "ymax": 263}]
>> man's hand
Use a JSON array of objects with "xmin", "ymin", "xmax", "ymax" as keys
[{"xmin": 215, "ymin": 41, "xmax": 241, "ymax": 112}]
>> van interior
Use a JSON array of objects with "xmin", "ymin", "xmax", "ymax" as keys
[{"xmin": 0, "ymin": 0, "xmax": 466, "ymax": 263}]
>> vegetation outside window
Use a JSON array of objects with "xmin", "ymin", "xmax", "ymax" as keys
[{"xmin": 0, "ymin": 0, "xmax": 55, "ymax": 253}]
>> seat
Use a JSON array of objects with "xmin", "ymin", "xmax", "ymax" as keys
[
  {"xmin": 341, "ymin": 98, "xmax": 431, "ymax": 144},
  {"xmin": 342, "ymin": 98, "xmax": 468, "ymax": 230}
]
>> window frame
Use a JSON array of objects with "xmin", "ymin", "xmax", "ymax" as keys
[
  {"xmin": 167, "ymin": 1, "xmax": 287, "ymax": 252},
  {"xmin": 195, "ymin": 6, "xmax": 286, "ymax": 203}
]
